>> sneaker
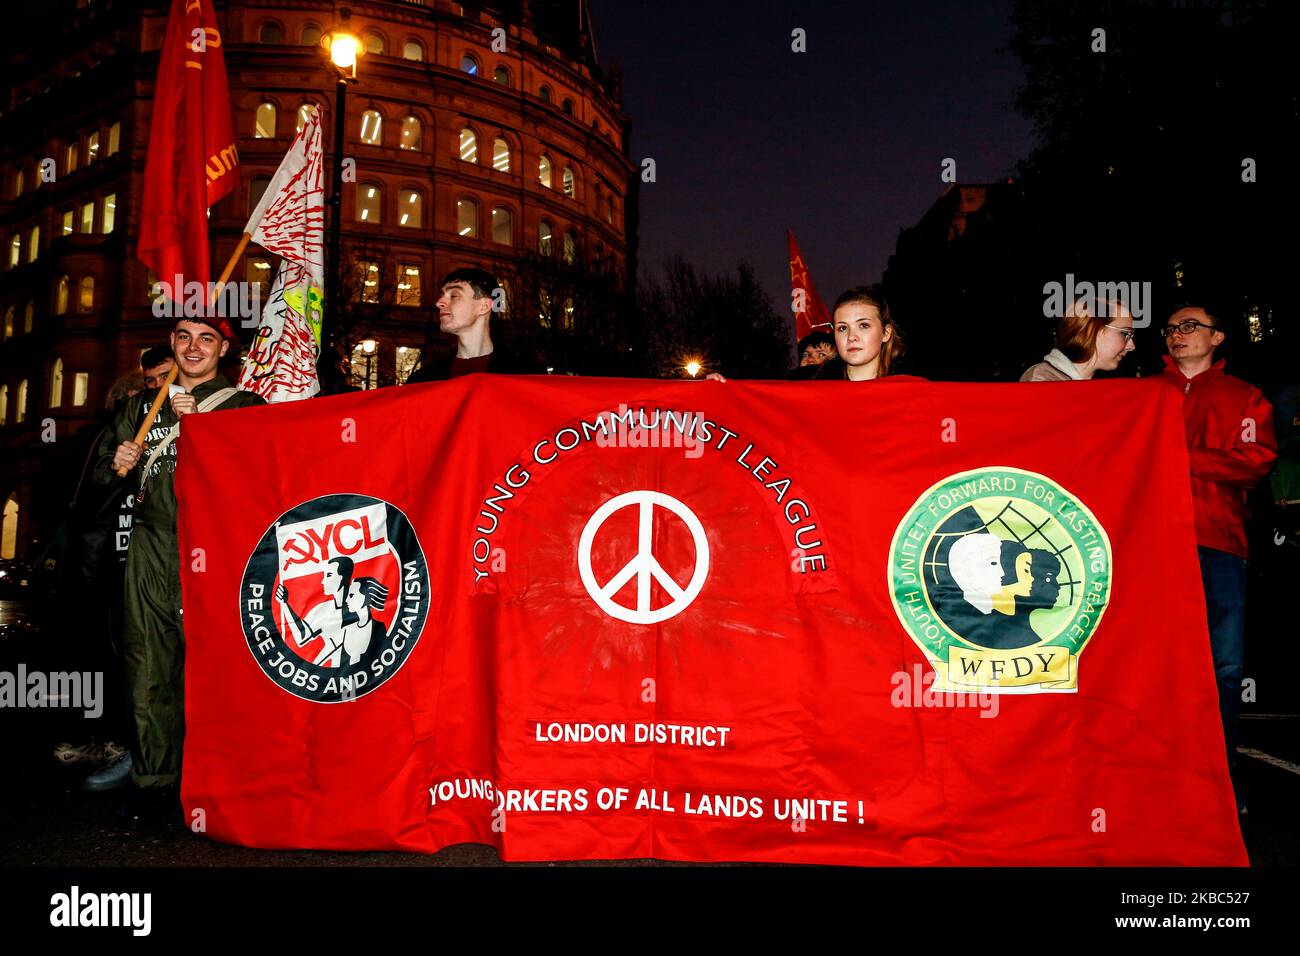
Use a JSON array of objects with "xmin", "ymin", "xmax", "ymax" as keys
[
  {"xmin": 53, "ymin": 741, "xmax": 106, "ymax": 766},
  {"xmin": 83, "ymin": 749, "xmax": 133, "ymax": 791}
]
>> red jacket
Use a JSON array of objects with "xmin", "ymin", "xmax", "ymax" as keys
[{"xmin": 1161, "ymin": 355, "xmax": 1277, "ymax": 557}]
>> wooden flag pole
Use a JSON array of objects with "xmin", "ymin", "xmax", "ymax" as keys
[{"xmin": 116, "ymin": 233, "xmax": 253, "ymax": 477}]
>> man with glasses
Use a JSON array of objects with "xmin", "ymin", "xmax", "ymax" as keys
[{"xmin": 1160, "ymin": 304, "xmax": 1276, "ymax": 813}]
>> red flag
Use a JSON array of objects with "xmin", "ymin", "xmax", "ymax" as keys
[
  {"xmin": 178, "ymin": 378, "xmax": 1245, "ymax": 865},
  {"xmin": 137, "ymin": 0, "xmax": 239, "ymax": 293},
  {"xmin": 788, "ymin": 229, "xmax": 832, "ymax": 341}
]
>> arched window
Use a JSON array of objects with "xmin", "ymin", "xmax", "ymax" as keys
[
  {"xmin": 458, "ymin": 128, "xmax": 478, "ymax": 163},
  {"xmin": 356, "ymin": 183, "xmax": 382, "ymax": 223},
  {"xmin": 562, "ymin": 166, "xmax": 575, "ymax": 198},
  {"xmin": 562, "ymin": 230, "xmax": 577, "ymax": 265},
  {"xmin": 16, "ymin": 380, "xmax": 28, "ymax": 424},
  {"xmin": 27, "ymin": 226, "xmax": 39, "ymax": 262},
  {"xmin": 22, "ymin": 301, "xmax": 33, "ymax": 334},
  {"xmin": 492, "ymin": 138, "xmax": 510, "ymax": 173},
  {"xmin": 49, "ymin": 358, "xmax": 63, "ymax": 409},
  {"xmin": 296, "ymin": 103, "xmax": 318, "ymax": 134},
  {"xmin": 2, "ymin": 306, "xmax": 12, "ymax": 339},
  {"xmin": 254, "ymin": 102, "xmax": 276, "ymax": 138},
  {"xmin": 460, "ymin": 53, "xmax": 479, "ymax": 75},
  {"xmin": 403, "ymin": 40, "xmax": 424, "ymax": 61},
  {"xmin": 399, "ymin": 115, "xmax": 421, "ymax": 151},
  {"xmin": 359, "ymin": 109, "xmax": 382, "ymax": 145},
  {"xmin": 249, "ymin": 176, "xmax": 271, "ymax": 215},
  {"xmin": 258, "ymin": 21, "xmax": 283, "ymax": 44},
  {"xmin": 398, "ymin": 189, "xmax": 422, "ymax": 227},
  {"xmin": 538, "ymin": 85, "xmax": 552, "ymax": 103},
  {"xmin": 8, "ymin": 235, "xmax": 19, "ymax": 268},
  {"xmin": 456, "ymin": 198, "xmax": 478, "ymax": 237},
  {"xmin": 0, "ymin": 384, "xmax": 7, "ymax": 426},
  {"xmin": 301, "ymin": 24, "xmax": 322, "ymax": 47},
  {"xmin": 562, "ymin": 297, "xmax": 575, "ymax": 331},
  {"xmin": 538, "ymin": 219, "xmax": 554, "ymax": 256},
  {"xmin": 491, "ymin": 207, "xmax": 512, "ymax": 245},
  {"xmin": 493, "ymin": 66, "xmax": 510, "ymax": 86},
  {"xmin": 14, "ymin": 168, "xmax": 23, "ymax": 197},
  {"xmin": 77, "ymin": 276, "xmax": 94, "ymax": 312},
  {"xmin": 561, "ymin": 98, "xmax": 574, "ymax": 115},
  {"xmin": 55, "ymin": 276, "xmax": 70, "ymax": 315},
  {"xmin": 364, "ymin": 32, "xmax": 385, "ymax": 55},
  {"xmin": 1, "ymin": 494, "xmax": 17, "ymax": 558},
  {"xmin": 604, "ymin": 195, "xmax": 614, "ymax": 224},
  {"xmin": 538, "ymin": 154, "xmax": 552, "ymax": 188}
]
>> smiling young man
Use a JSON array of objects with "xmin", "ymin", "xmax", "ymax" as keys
[
  {"xmin": 1160, "ymin": 303, "xmax": 1276, "ymax": 812},
  {"xmin": 407, "ymin": 268, "xmax": 539, "ymax": 382},
  {"xmin": 91, "ymin": 314, "xmax": 265, "ymax": 818}
]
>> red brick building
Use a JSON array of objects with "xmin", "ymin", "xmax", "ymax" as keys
[{"xmin": 0, "ymin": 0, "xmax": 635, "ymax": 558}]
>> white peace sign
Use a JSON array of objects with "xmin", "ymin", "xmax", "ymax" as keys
[{"xmin": 578, "ymin": 491, "xmax": 710, "ymax": 625}]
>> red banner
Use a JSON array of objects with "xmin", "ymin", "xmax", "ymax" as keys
[
  {"xmin": 137, "ymin": 0, "xmax": 238, "ymax": 290},
  {"xmin": 177, "ymin": 377, "xmax": 1246, "ymax": 865},
  {"xmin": 788, "ymin": 229, "xmax": 832, "ymax": 341}
]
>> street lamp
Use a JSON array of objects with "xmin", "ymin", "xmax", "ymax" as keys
[
  {"xmin": 319, "ymin": 12, "xmax": 364, "ymax": 394},
  {"xmin": 361, "ymin": 337, "xmax": 376, "ymax": 389},
  {"xmin": 684, "ymin": 359, "xmax": 702, "ymax": 378}
]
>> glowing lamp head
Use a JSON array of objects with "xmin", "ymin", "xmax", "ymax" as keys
[{"xmin": 684, "ymin": 360, "xmax": 702, "ymax": 378}]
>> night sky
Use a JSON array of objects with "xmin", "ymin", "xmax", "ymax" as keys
[{"xmin": 594, "ymin": 0, "xmax": 1036, "ymax": 308}]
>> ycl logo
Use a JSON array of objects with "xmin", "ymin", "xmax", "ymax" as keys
[
  {"xmin": 578, "ymin": 491, "xmax": 709, "ymax": 624},
  {"xmin": 240, "ymin": 493, "xmax": 429, "ymax": 703}
]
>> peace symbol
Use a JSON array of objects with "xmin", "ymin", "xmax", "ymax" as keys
[{"xmin": 577, "ymin": 491, "xmax": 710, "ymax": 624}]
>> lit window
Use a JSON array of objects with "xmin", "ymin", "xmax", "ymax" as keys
[
  {"xmin": 102, "ymin": 194, "xmax": 116, "ymax": 233},
  {"xmin": 605, "ymin": 195, "xmax": 614, "ymax": 224},
  {"xmin": 56, "ymin": 276, "xmax": 70, "ymax": 314},
  {"xmin": 356, "ymin": 183, "xmax": 382, "ymax": 223},
  {"xmin": 562, "ymin": 166, "xmax": 575, "ymax": 198},
  {"xmin": 563, "ymin": 297, "xmax": 574, "ymax": 331},
  {"xmin": 493, "ymin": 66, "xmax": 510, "ymax": 85},
  {"xmin": 398, "ymin": 189, "xmax": 422, "ymax": 227},
  {"xmin": 296, "ymin": 103, "xmax": 316, "ymax": 134},
  {"xmin": 27, "ymin": 226, "xmax": 39, "ymax": 262},
  {"xmin": 351, "ymin": 341, "xmax": 379, "ymax": 389},
  {"xmin": 458, "ymin": 128, "xmax": 477, "ymax": 163},
  {"xmin": 492, "ymin": 138, "xmax": 510, "ymax": 172},
  {"xmin": 14, "ymin": 168, "xmax": 24, "ymax": 196},
  {"xmin": 259, "ymin": 22, "xmax": 283, "ymax": 44},
  {"xmin": 395, "ymin": 346, "xmax": 419, "ymax": 384},
  {"xmin": 403, "ymin": 40, "xmax": 423, "ymax": 61},
  {"xmin": 65, "ymin": 142, "xmax": 78, "ymax": 174},
  {"xmin": 538, "ymin": 154, "xmax": 552, "ymax": 188},
  {"xmin": 301, "ymin": 24, "xmax": 322, "ymax": 47},
  {"xmin": 73, "ymin": 372, "xmax": 89, "ymax": 406},
  {"xmin": 77, "ymin": 276, "xmax": 94, "ymax": 312},
  {"xmin": 561, "ymin": 98, "xmax": 574, "ymax": 115},
  {"xmin": 538, "ymin": 219, "xmax": 553, "ymax": 256},
  {"xmin": 8, "ymin": 236, "xmax": 18, "ymax": 268},
  {"xmin": 80, "ymin": 201, "xmax": 95, "ymax": 233},
  {"xmin": 2, "ymin": 307, "xmax": 11, "ymax": 339},
  {"xmin": 396, "ymin": 264, "xmax": 421, "ymax": 306},
  {"xmin": 456, "ymin": 199, "xmax": 478, "ymax": 237},
  {"xmin": 538, "ymin": 85, "xmax": 552, "ymax": 103},
  {"xmin": 461, "ymin": 54, "xmax": 479, "ymax": 75},
  {"xmin": 16, "ymin": 380, "xmax": 28, "ymax": 424},
  {"xmin": 86, "ymin": 131, "xmax": 99, "ymax": 163},
  {"xmin": 357, "ymin": 261, "xmax": 379, "ymax": 304},
  {"xmin": 254, "ymin": 102, "xmax": 276, "ymax": 138},
  {"xmin": 364, "ymin": 32, "xmax": 385, "ymax": 55},
  {"xmin": 0, "ymin": 384, "xmax": 6, "ymax": 424},
  {"xmin": 61, "ymin": 210, "xmax": 74, "ymax": 235},
  {"xmin": 360, "ymin": 109, "xmax": 382, "ymax": 145},
  {"xmin": 22, "ymin": 301, "xmax": 33, "ymax": 334},
  {"xmin": 49, "ymin": 358, "xmax": 64, "ymax": 409},
  {"xmin": 399, "ymin": 115, "xmax": 421, "ymax": 150},
  {"xmin": 246, "ymin": 258, "xmax": 272, "ymax": 299},
  {"xmin": 491, "ymin": 207, "xmax": 512, "ymax": 245},
  {"xmin": 249, "ymin": 176, "xmax": 270, "ymax": 215},
  {"xmin": 562, "ymin": 230, "xmax": 577, "ymax": 265},
  {"xmin": 107, "ymin": 122, "xmax": 120, "ymax": 156}
]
